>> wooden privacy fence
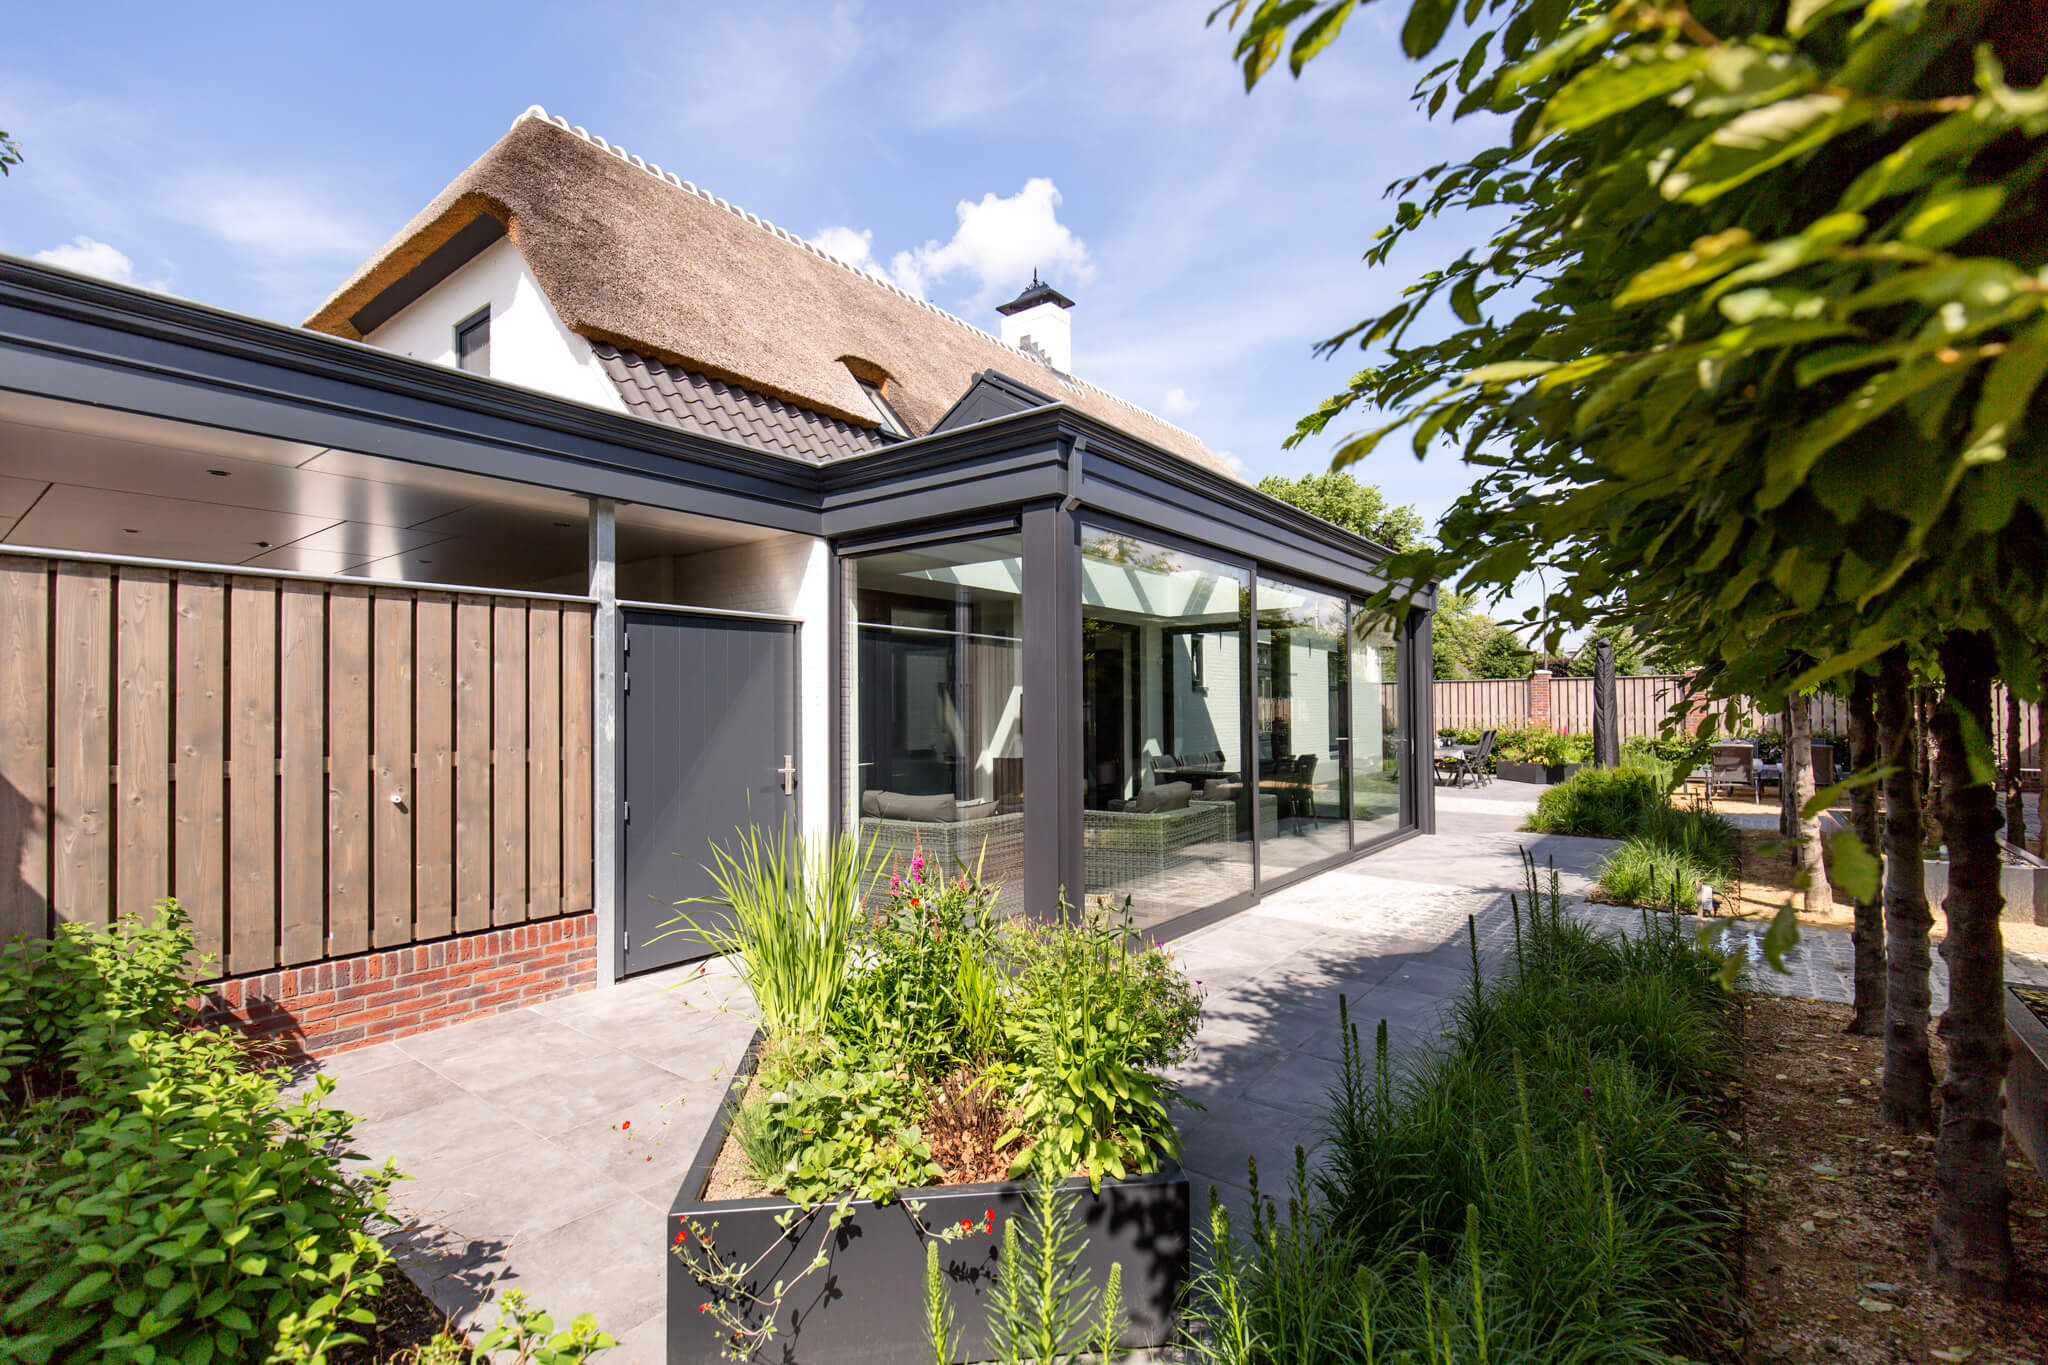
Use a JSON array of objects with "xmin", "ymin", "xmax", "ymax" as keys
[
  {"xmin": 1432, "ymin": 670, "xmax": 2040, "ymax": 767},
  {"xmin": 0, "ymin": 553, "xmax": 595, "ymax": 978}
]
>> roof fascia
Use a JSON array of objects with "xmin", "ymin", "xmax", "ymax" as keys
[{"xmin": 0, "ymin": 257, "xmax": 823, "ymax": 531}]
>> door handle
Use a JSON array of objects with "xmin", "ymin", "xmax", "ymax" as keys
[{"xmin": 778, "ymin": 754, "xmax": 797, "ymax": 795}]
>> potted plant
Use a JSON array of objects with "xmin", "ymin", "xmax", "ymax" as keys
[
  {"xmin": 663, "ymin": 830, "xmax": 1199, "ymax": 1364},
  {"xmin": 1497, "ymin": 729, "xmax": 1589, "ymax": 785}
]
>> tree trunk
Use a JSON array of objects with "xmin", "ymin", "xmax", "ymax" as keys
[
  {"xmin": 1789, "ymin": 701, "xmax": 1830, "ymax": 915},
  {"xmin": 2004, "ymin": 686, "xmax": 2025, "ymax": 852},
  {"xmin": 1920, "ymin": 685, "xmax": 1945, "ymax": 853},
  {"xmin": 1780, "ymin": 701, "xmax": 1801, "ymax": 837},
  {"xmin": 1847, "ymin": 672, "xmax": 1885, "ymax": 1036},
  {"xmin": 1878, "ymin": 649, "xmax": 1935, "ymax": 1132},
  {"xmin": 1929, "ymin": 629, "xmax": 2013, "ymax": 1299}
]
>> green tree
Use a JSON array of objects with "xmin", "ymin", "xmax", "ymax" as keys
[
  {"xmin": 1471, "ymin": 626, "xmax": 1536, "ymax": 679},
  {"xmin": 0, "ymin": 131, "xmax": 19, "ymax": 178},
  {"xmin": 1220, "ymin": 0, "xmax": 2048, "ymax": 1297},
  {"xmin": 1564, "ymin": 623, "xmax": 1656, "ymax": 676},
  {"xmin": 1255, "ymin": 470, "xmax": 1424, "ymax": 548}
]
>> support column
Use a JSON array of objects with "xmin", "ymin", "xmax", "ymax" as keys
[
  {"xmin": 588, "ymin": 498, "xmax": 623, "ymax": 986},
  {"xmin": 1022, "ymin": 500, "xmax": 1081, "ymax": 918},
  {"xmin": 1411, "ymin": 611, "xmax": 1436, "ymax": 835}
]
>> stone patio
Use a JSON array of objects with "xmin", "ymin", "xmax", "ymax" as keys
[{"xmin": 306, "ymin": 777, "xmax": 2048, "ymax": 1362}]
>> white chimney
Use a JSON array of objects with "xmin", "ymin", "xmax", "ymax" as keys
[{"xmin": 997, "ymin": 272, "xmax": 1075, "ymax": 374}]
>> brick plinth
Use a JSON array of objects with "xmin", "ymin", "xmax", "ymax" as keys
[
  {"xmin": 1527, "ymin": 669, "xmax": 1553, "ymax": 731},
  {"xmin": 199, "ymin": 914, "xmax": 597, "ymax": 1059}
]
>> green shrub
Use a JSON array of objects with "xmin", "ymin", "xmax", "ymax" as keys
[
  {"xmin": 724, "ymin": 865, "xmax": 1203, "ymax": 1203},
  {"xmin": 1622, "ymin": 731, "xmax": 1713, "ymax": 773},
  {"xmin": 1597, "ymin": 806, "xmax": 1740, "ymax": 912},
  {"xmin": 1525, "ymin": 765, "xmax": 1670, "ymax": 837},
  {"xmin": 1182, "ymin": 864, "xmax": 1738, "ymax": 1364},
  {"xmin": 0, "ymin": 905, "xmax": 401, "ymax": 1364}
]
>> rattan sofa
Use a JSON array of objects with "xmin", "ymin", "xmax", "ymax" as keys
[
  {"xmin": 1082, "ymin": 799, "xmax": 1235, "ymax": 899},
  {"xmin": 860, "ymin": 811, "xmax": 1027, "ymax": 915}
]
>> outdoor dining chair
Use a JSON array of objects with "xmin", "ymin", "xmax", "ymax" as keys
[
  {"xmin": 1707, "ymin": 743, "xmax": 1757, "ymax": 802},
  {"xmin": 1450, "ymin": 729, "xmax": 1496, "ymax": 788}
]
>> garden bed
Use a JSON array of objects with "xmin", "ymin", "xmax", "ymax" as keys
[
  {"xmin": 667, "ymin": 1037, "xmax": 1189, "ymax": 1365},
  {"xmin": 1734, "ymin": 993, "xmax": 2048, "ymax": 1363},
  {"xmin": 1496, "ymin": 758, "xmax": 1584, "ymax": 784},
  {"xmin": 659, "ymin": 826, "xmax": 1203, "ymax": 1363}
]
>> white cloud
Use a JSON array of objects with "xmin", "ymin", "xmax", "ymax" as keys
[
  {"xmin": 887, "ymin": 178, "xmax": 1092, "ymax": 306},
  {"xmin": 32, "ymin": 235, "xmax": 168, "ymax": 291},
  {"xmin": 1161, "ymin": 385, "xmax": 1197, "ymax": 417},
  {"xmin": 170, "ymin": 173, "xmax": 379, "ymax": 261},
  {"xmin": 810, "ymin": 225, "xmax": 882, "ymax": 275}
]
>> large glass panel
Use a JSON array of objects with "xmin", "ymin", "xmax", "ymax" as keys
[
  {"xmin": 852, "ymin": 536, "xmax": 1025, "ymax": 911},
  {"xmin": 1255, "ymin": 578, "xmax": 1351, "ymax": 878},
  {"xmin": 1081, "ymin": 529, "xmax": 1253, "ymax": 928},
  {"xmin": 1350, "ymin": 609, "xmax": 1404, "ymax": 843}
]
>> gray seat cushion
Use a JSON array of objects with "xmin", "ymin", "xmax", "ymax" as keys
[{"xmin": 1134, "ymin": 781, "xmax": 1192, "ymax": 814}]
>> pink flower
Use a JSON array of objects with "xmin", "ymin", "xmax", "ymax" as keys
[{"xmin": 890, "ymin": 874, "xmax": 902, "ymax": 891}]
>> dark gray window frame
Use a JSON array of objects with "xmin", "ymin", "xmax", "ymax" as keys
[{"xmin": 454, "ymin": 305, "xmax": 491, "ymax": 375}]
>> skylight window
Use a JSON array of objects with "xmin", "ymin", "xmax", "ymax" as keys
[{"xmin": 856, "ymin": 379, "xmax": 908, "ymax": 438}]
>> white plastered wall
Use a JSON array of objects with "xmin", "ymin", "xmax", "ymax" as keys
[{"xmin": 363, "ymin": 237, "xmax": 627, "ymax": 414}]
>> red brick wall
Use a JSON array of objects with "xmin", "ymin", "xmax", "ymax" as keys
[
  {"xmin": 199, "ymin": 914, "xmax": 596, "ymax": 1059},
  {"xmin": 1527, "ymin": 669, "xmax": 1553, "ymax": 731}
]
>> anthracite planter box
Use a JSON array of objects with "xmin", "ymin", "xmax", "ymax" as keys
[
  {"xmin": 2008, "ymin": 986, "xmax": 2048, "ymax": 1181},
  {"xmin": 666, "ymin": 1038, "xmax": 1190, "ymax": 1365},
  {"xmin": 1497, "ymin": 760, "xmax": 1584, "ymax": 785}
]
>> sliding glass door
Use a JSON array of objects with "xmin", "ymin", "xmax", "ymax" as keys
[
  {"xmin": 1079, "ymin": 528, "xmax": 1254, "ymax": 929},
  {"xmin": 1256, "ymin": 576, "xmax": 1351, "ymax": 881},
  {"xmin": 1349, "ymin": 609, "xmax": 1404, "ymax": 846}
]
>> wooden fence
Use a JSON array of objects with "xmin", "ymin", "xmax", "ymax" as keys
[
  {"xmin": 1433, "ymin": 671, "xmax": 2040, "ymax": 768},
  {"xmin": 0, "ymin": 553, "xmax": 594, "ymax": 977}
]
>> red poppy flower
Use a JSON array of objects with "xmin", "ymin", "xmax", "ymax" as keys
[
  {"xmin": 621, "ymin": 1120, "xmax": 631, "ymax": 1129},
  {"xmin": 676, "ymin": 1230, "xmax": 689, "ymax": 1243}
]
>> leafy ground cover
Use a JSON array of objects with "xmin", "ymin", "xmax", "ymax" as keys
[
  {"xmin": 1181, "ymin": 866, "xmax": 1742, "ymax": 1363},
  {"xmin": 0, "ymin": 907, "xmax": 609, "ymax": 1364}
]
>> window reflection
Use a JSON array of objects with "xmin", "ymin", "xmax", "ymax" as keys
[
  {"xmin": 853, "ymin": 537, "xmax": 1025, "ymax": 910},
  {"xmin": 1080, "ymin": 530, "xmax": 1253, "ymax": 927},
  {"xmin": 1350, "ymin": 610, "xmax": 1403, "ymax": 842},
  {"xmin": 1257, "ymin": 578, "xmax": 1351, "ymax": 877}
]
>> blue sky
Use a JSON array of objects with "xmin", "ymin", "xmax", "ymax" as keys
[{"xmin": 2, "ymin": 1, "xmax": 1534, "ymax": 613}]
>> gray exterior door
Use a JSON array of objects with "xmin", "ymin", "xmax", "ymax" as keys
[{"xmin": 620, "ymin": 609, "xmax": 798, "ymax": 975}]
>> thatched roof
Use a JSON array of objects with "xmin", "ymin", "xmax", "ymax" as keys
[{"xmin": 307, "ymin": 109, "xmax": 1236, "ymax": 479}]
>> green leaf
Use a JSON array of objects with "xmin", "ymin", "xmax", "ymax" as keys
[
  {"xmin": 1952, "ymin": 704, "xmax": 1998, "ymax": 787},
  {"xmin": 1899, "ymin": 185, "xmax": 2004, "ymax": 248},
  {"xmin": 1825, "ymin": 830, "xmax": 1883, "ymax": 903},
  {"xmin": 1841, "ymin": 110, "xmax": 2003, "ymax": 213},
  {"xmin": 1788, "ymin": 0, "xmax": 1863, "ymax": 36},
  {"xmin": 1500, "ymin": 14, "xmax": 1620, "ymax": 94},
  {"xmin": 1450, "ymin": 275, "xmax": 1482, "ymax": 325},
  {"xmin": 1539, "ymin": 43, "xmax": 1704, "ymax": 134},
  {"xmin": 1960, "ymin": 314, "xmax": 2048, "ymax": 462},
  {"xmin": 1805, "ymin": 763, "xmax": 1894, "ymax": 819},
  {"xmin": 1759, "ymin": 360, "xmax": 1969, "ymax": 508},
  {"xmin": 1289, "ymin": 1, "xmax": 1354, "ymax": 75},
  {"xmin": 1663, "ymin": 94, "xmax": 1866, "ymax": 204},
  {"xmin": 1464, "ymin": 360, "xmax": 1558, "ymax": 384},
  {"xmin": 1402, "ymin": 0, "xmax": 1457, "ymax": 59},
  {"xmin": 1760, "ymin": 902, "xmax": 1802, "ymax": 975},
  {"xmin": 1687, "ymin": 44, "xmax": 1818, "ymax": 117},
  {"xmin": 1615, "ymin": 229, "xmax": 1756, "ymax": 305}
]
